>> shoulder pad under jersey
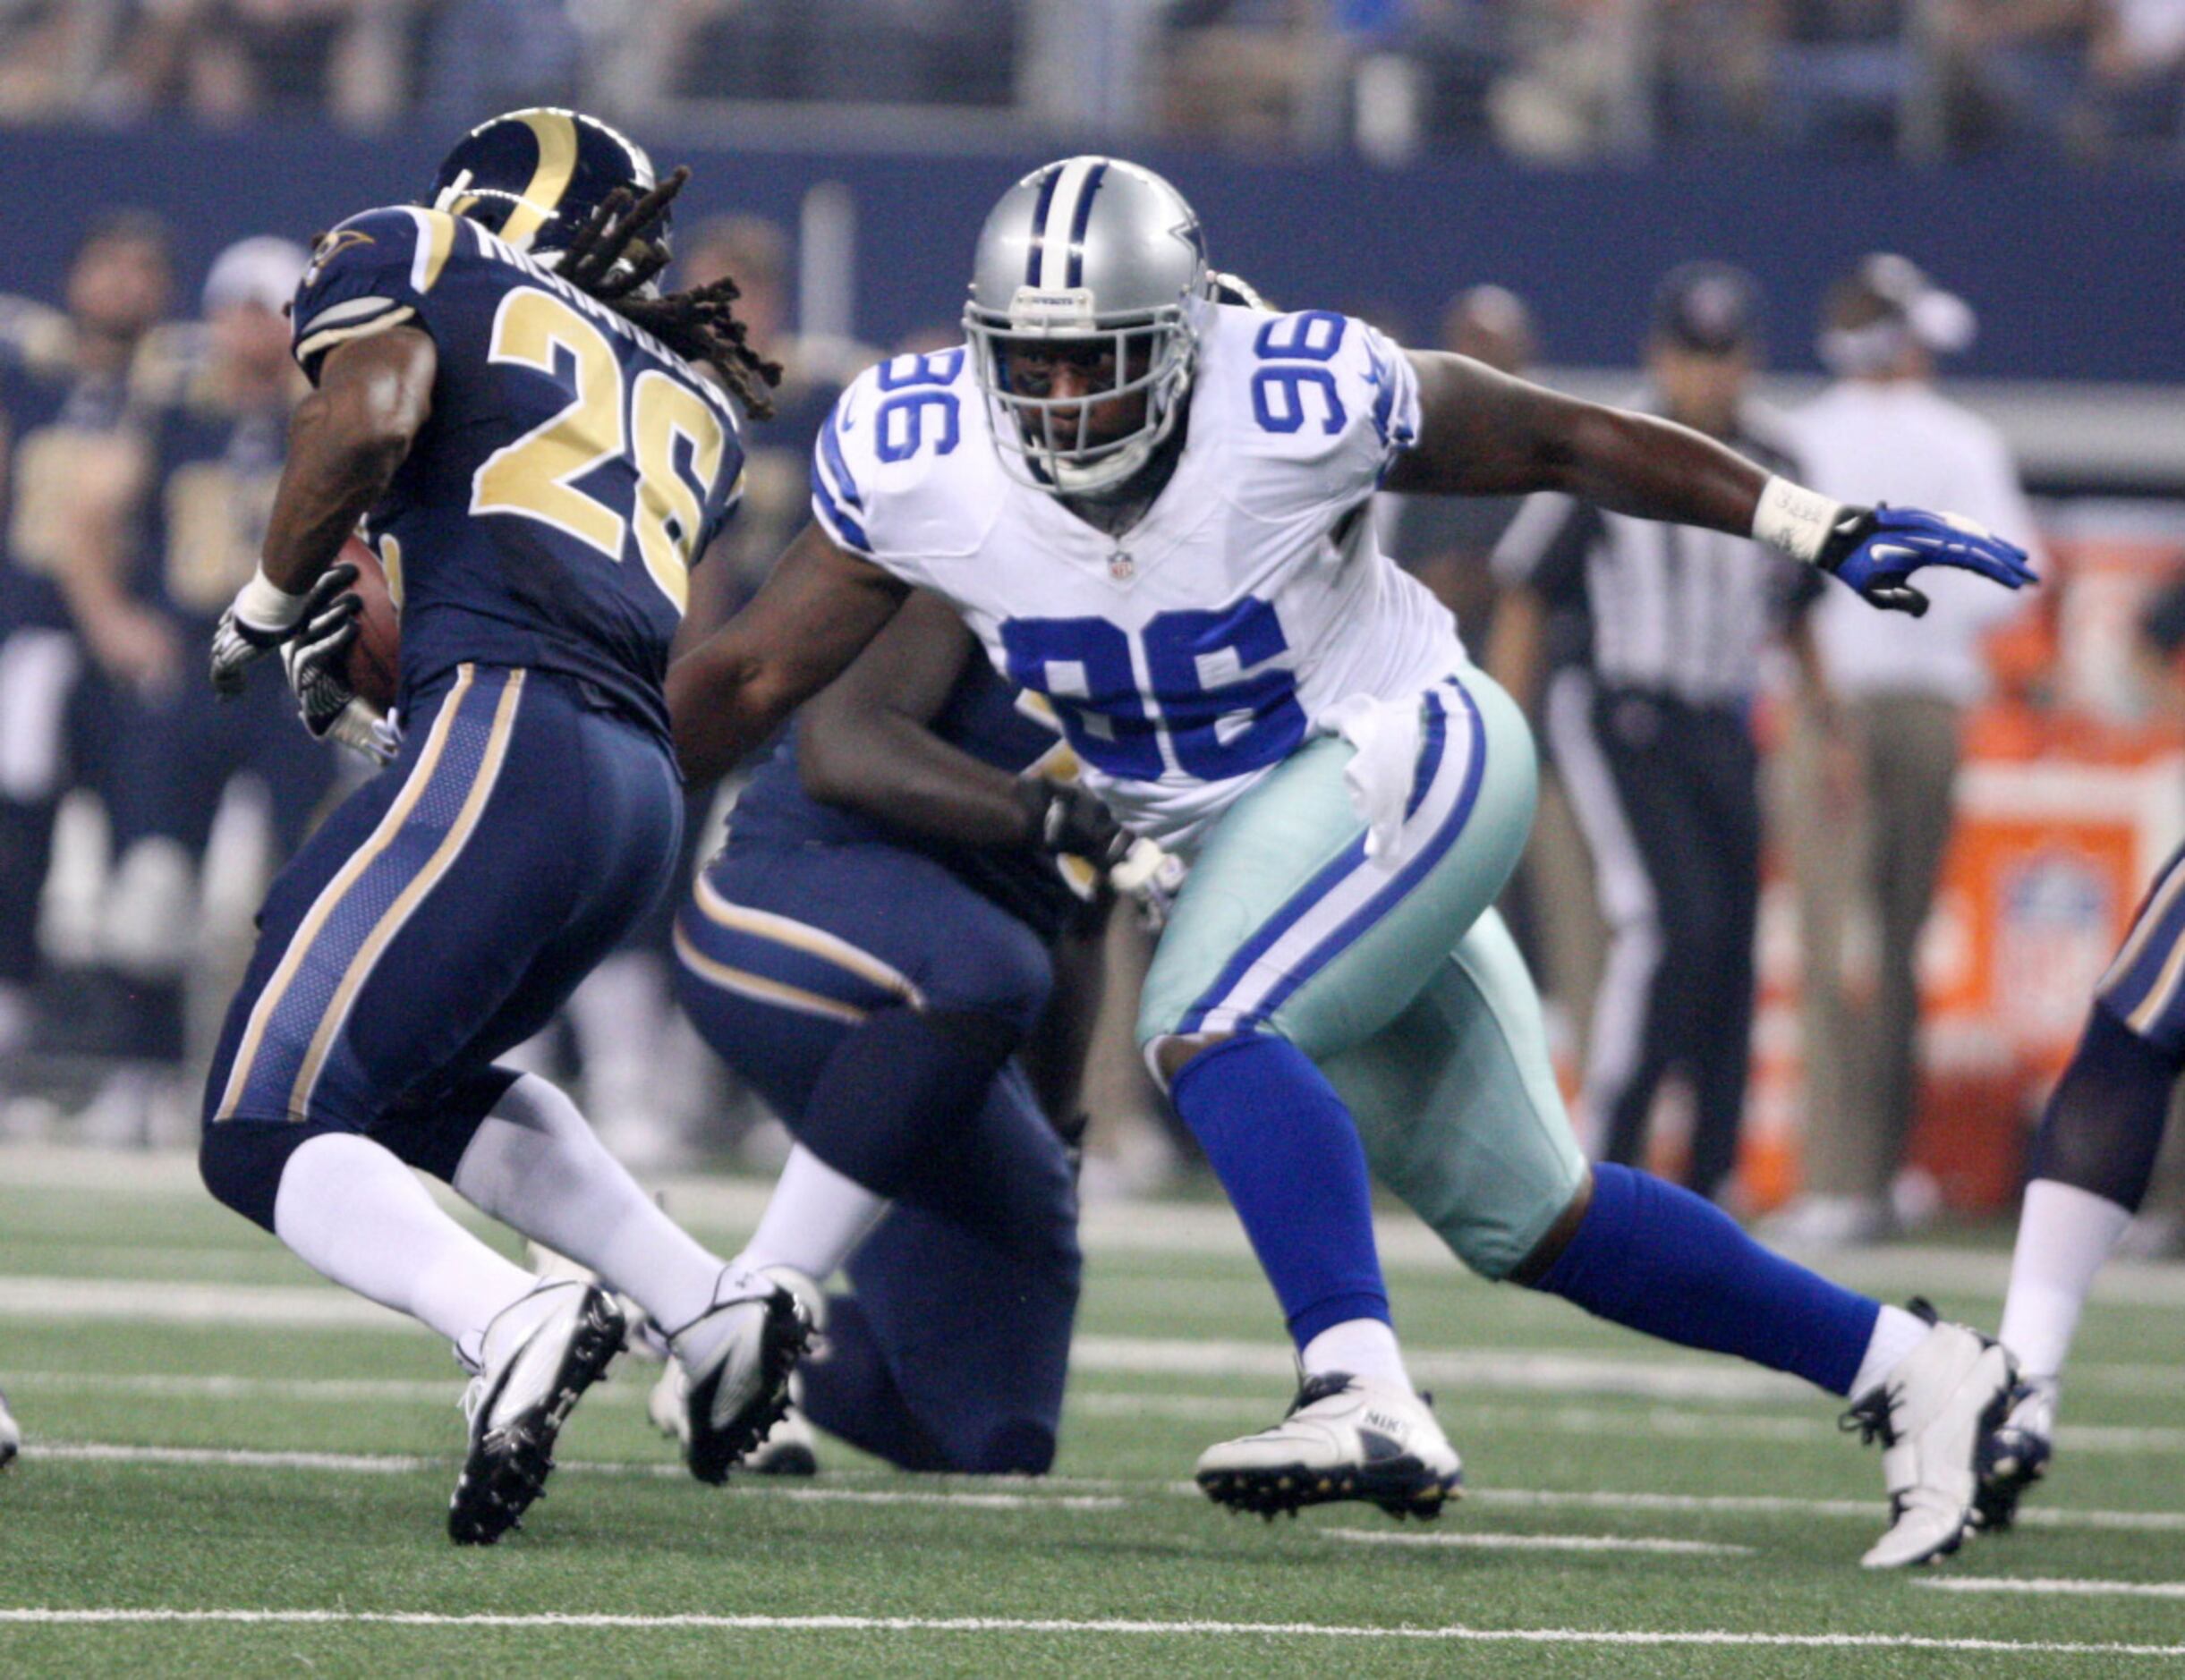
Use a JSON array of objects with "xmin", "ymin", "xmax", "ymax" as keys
[
  {"xmin": 810, "ymin": 344, "xmax": 991, "ymax": 584},
  {"xmin": 1194, "ymin": 303, "xmax": 1421, "ymax": 518},
  {"xmin": 290, "ymin": 207, "xmax": 468, "ymax": 382}
]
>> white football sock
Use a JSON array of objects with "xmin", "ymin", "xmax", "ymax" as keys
[
  {"xmin": 1997, "ymin": 1178, "xmax": 2133, "ymax": 1383},
  {"xmin": 1300, "ymin": 1317, "xmax": 1412, "ymax": 1391},
  {"xmin": 272, "ymin": 1132, "xmax": 535, "ymax": 1350},
  {"xmin": 733, "ymin": 1144, "xmax": 889, "ymax": 1282},
  {"xmin": 451, "ymin": 1073, "xmax": 727, "ymax": 1335},
  {"xmin": 1849, "ymin": 1302, "xmax": 1932, "ymax": 1398}
]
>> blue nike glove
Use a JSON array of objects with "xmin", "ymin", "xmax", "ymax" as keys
[{"xmin": 1815, "ymin": 504, "xmax": 2037, "ymax": 617}]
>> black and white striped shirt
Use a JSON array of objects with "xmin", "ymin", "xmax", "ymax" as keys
[{"xmin": 1490, "ymin": 399, "xmax": 1820, "ymax": 707}]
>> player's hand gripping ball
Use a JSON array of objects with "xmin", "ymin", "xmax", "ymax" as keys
[
  {"xmin": 279, "ymin": 539, "xmax": 401, "ymax": 763},
  {"xmin": 339, "ymin": 539, "xmax": 400, "ymax": 710}
]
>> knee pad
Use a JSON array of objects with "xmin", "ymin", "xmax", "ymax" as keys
[
  {"xmin": 370, "ymin": 1065, "xmax": 523, "ymax": 1185},
  {"xmin": 200, "ymin": 1117, "xmax": 336, "ymax": 1233}
]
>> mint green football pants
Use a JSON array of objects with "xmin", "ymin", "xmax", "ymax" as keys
[{"xmin": 1137, "ymin": 666, "xmax": 1588, "ymax": 1280}]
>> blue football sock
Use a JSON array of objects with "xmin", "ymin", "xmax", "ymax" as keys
[
  {"xmin": 1532, "ymin": 1162, "xmax": 1880, "ymax": 1396},
  {"xmin": 1168, "ymin": 1033, "xmax": 1388, "ymax": 1347}
]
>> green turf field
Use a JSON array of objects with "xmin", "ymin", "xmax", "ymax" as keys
[{"xmin": 1, "ymin": 1146, "xmax": 2180, "ymax": 1678}]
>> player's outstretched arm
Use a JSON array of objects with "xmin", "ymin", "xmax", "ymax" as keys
[
  {"xmin": 666, "ymin": 521, "xmax": 909, "ymax": 787},
  {"xmin": 1388, "ymin": 351, "xmax": 1765, "ymax": 526},
  {"xmin": 1388, "ymin": 351, "xmax": 2036, "ymax": 615},
  {"xmin": 210, "ymin": 328, "xmax": 436, "ymax": 695}
]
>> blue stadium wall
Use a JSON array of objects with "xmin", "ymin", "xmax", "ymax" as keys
[{"xmin": 24, "ymin": 126, "xmax": 2180, "ymax": 382}]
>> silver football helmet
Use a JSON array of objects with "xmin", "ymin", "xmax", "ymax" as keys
[{"xmin": 964, "ymin": 157, "xmax": 1212, "ymax": 496}]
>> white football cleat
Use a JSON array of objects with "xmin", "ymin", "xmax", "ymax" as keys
[
  {"xmin": 448, "ymin": 1281, "xmax": 625, "ymax": 1545},
  {"xmin": 1195, "ymin": 1370, "xmax": 1462, "ymax": 1521},
  {"xmin": 0, "ymin": 1384, "xmax": 19, "ymax": 1469},
  {"xmin": 1975, "ymin": 1378, "xmax": 2055, "ymax": 1533},
  {"xmin": 671, "ymin": 1265, "xmax": 812, "ymax": 1484},
  {"xmin": 1846, "ymin": 1303, "xmax": 2016, "ymax": 1568}
]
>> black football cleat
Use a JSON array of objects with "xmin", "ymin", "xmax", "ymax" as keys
[
  {"xmin": 674, "ymin": 1268, "xmax": 812, "ymax": 1485},
  {"xmin": 448, "ymin": 1282, "xmax": 625, "ymax": 1546}
]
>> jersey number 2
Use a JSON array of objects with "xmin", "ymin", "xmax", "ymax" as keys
[{"xmin": 472, "ymin": 289, "xmax": 726, "ymax": 614}]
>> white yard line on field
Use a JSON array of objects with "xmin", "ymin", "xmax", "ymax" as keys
[
  {"xmin": 26, "ymin": 1440, "xmax": 2185, "ymax": 1533},
  {"xmin": 1915, "ymin": 1577, "xmax": 2185, "ymax": 1600},
  {"xmin": 26, "ymin": 1443, "xmax": 1122, "ymax": 1507},
  {"xmin": 1465, "ymin": 1488, "xmax": 2185, "ymax": 1533},
  {"xmin": 1319, "ymin": 1527, "xmax": 1751, "ymax": 1557},
  {"xmin": 0, "ymin": 1608, "xmax": 2178, "ymax": 1657},
  {"xmin": 0, "ymin": 1300, "xmax": 2172, "ymax": 1407},
  {"xmin": 6, "ymin": 1143, "xmax": 2185, "ymax": 1304},
  {"xmin": 1064, "ymin": 1390, "xmax": 2185, "ymax": 1454}
]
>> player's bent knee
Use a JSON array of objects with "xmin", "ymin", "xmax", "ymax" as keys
[
  {"xmin": 931, "ymin": 927, "xmax": 1054, "ymax": 1039},
  {"xmin": 1507, "ymin": 1168, "xmax": 1595, "ymax": 1286},
  {"xmin": 1427, "ymin": 1163, "xmax": 1590, "ymax": 1285},
  {"xmin": 2029, "ymin": 1003, "xmax": 2181, "ymax": 1212},
  {"xmin": 1144, "ymin": 1029, "xmax": 1236, "ymax": 1090},
  {"xmin": 200, "ymin": 1118, "xmax": 335, "ymax": 1234}
]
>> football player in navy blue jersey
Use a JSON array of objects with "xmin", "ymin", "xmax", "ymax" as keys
[
  {"xmin": 197, "ymin": 108, "xmax": 806, "ymax": 1543},
  {"xmin": 663, "ymin": 588, "xmax": 1122, "ymax": 1475}
]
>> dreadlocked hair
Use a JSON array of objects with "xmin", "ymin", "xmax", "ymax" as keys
[{"xmin": 558, "ymin": 165, "xmax": 783, "ymax": 419}]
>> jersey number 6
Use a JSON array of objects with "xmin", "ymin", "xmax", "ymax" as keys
[
  {"xmin": 471, "ymin": 289, "xmax": 727, "ymax": 614},
  {"xmin": 1001, "ymin": 598, "xmax": 1306, "ymax": 783}
]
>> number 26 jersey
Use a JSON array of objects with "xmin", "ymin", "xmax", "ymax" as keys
[
  {"xmin": 811, "ymin": 302, "xmax": 1465, "ymax": 850},
  {"xmin": 290, "ymin": 207, "xmax": 745, "ymax": 744}
]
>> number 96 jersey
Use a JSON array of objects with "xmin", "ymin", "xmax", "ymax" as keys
[
  {"xmin": 290, "ymin": 206, "xmax": 744, "ymax": 743},
  {"xmin": 810, "ymin": 302, "xmax": 1464, "ymax": 849}
]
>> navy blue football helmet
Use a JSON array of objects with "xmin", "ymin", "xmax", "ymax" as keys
[{"xmin": 426, "ymin": 107, "xmax": 663, "ymax": 267}]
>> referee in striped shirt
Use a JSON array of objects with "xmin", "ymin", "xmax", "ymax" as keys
[{"xmin": 1486, "ymin": 263, "xmax": 1832, "ymax": 1202}]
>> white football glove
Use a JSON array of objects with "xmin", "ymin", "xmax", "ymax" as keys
[{"xmin": 209, "ymin": 565, "xmax": 311, "ymax": 698}]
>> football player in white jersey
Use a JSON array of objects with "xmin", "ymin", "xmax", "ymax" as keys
[{"xmin": 668, "ymin": 158, "xmax": 2037, "ymax": 1566}]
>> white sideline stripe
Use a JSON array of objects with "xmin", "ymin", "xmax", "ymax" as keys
[
  {"xmin": 1467, "ymin": 1488, "xmax": 2185, "ymax": 1533},
  {"xmin": 0, "ymin": 1608, "xmax": 2179, "ymax": 1655},
  {"xmin": 28, "ymin": 1443, "xmax": 1121, "ymax": 1507},
  {"xmin": 1075, "ymin": 1336, "xmax": 1810, "ymax": 1403},
  {"xmin": 31, "ymin": 1441, "xmax": 2185, "ymax": 1533},
  {"xmin": 1916, "ymin": 1577, "xmax": 2185, "ymax": 1601},
  {"xmin": 0, "ymin": 1282, "xmax": 2170, "ymax": 1402},
  {"xmin": 1321, "ymin": 1527, "xmax": 1751, "ymax": 1557},
  {"xmin": 8, "ymin": 1144, "xmax": 2185, "ymax": 1306},
  {"xmin": 11, "ymin": 1144, "xmax": 2185, "ymax": 1304},
  {"xmin": 38, "ymin": 1373, "xmax": 2185, "ymax": 1459},
  {"xmin": 1064, "ymin": 1391, "xmax": 2185, "ymax": 1455}
]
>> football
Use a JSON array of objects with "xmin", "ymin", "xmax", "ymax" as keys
[{"xmin": 340, "ymin": 535, "xmax": 399, "ymax": 711}]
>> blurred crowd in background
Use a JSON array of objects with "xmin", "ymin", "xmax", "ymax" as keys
[{"xmin": 0, "ymin": 1, "xmax": 2181, "ymax": 163}]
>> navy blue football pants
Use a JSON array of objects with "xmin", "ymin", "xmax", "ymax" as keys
[
  {"xmin": 200, "ymin": 665, "xmax": 680, "ymax": 1225},
  {"xmin": 674, "ymin": 837, "xmax": 1082, "ymax": 1475}
]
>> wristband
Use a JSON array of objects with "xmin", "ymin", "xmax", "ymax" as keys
[
  {"xmin": 1751, "ymin": 476, "xmax": 1845, "ymax": 567},
  {"xmin": 232, "ymin": 563, "xmax": 312, "ymax": 635}
]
